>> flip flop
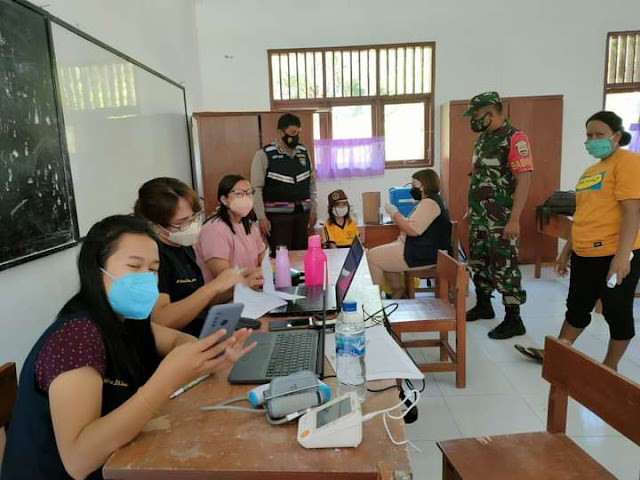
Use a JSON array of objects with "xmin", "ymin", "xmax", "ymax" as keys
[{"xmin": 515, "ymin": 344, "xmax": 544, "ymax": 363}]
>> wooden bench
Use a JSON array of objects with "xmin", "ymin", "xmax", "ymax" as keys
[
  {"xmin": 0, "ymin": 362, "xmax": 18, "ymax": 466},
  {"xmin": 437, "ymin": 336, "xmax": 640, "ymax": 479},
  {"xmin": 404, "ymin": 221, "xmax": 460, "ymax": 298},
  {"xmin": 387, "ymin": 250, "xmax": 468, "ymax": 388}
]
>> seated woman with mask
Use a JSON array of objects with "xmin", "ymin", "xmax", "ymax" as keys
[
  {"xmin": 1, "ymin": 215, "xmax": 255, "ymax": 479},
  {"xmin": 195, "ymin": 175, "xmax": 267, "ymax": 286},
  {"xmin": 367, "ymin": 169, "xmax": 451, "ymax": 299},
  {"xmin": 134, "ymin": 177, "xmax": 259, "ymax": 337},
  {"xmin": 320, "ymin": 189, "xmax": 360, "ymax": 248}
]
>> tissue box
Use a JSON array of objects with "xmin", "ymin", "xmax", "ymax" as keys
[{"xmin": 389, "ymin": 187, "xmax": 417, "ymax": 217}]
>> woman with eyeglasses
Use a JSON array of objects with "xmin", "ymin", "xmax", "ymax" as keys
[
  {"xmin": 134, "ymin": 177, "xmax": 258, "ymax": 336},
  {"xmin": 195, "ymin": 175, "xmax": 267, "ymax": 291}
]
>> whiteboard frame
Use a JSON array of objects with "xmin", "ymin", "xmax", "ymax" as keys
[{"xmin": 2, "ymin": 0, "xmax": 194, "ymax": 271}]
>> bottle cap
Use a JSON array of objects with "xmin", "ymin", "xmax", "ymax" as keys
[{"xmin": 342, "ymin": 301, "xmax": 357, "ymax": 313}]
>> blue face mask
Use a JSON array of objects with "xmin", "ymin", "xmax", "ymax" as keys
[
  {"xmin": 101, "ymin": 269, "xmax": 159, "ymax": 320},
  {"xmin": 585, "ymin": 136, "xmax": 614, "ymax": 159}
]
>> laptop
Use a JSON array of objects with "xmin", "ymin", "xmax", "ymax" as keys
[
  {"xmin": 268, "ymin": 235, "xmax": 364, "ymax": 316},
  {"xmin": 228, "ymin": 262, "xmax": 330, "ymax": 385}
]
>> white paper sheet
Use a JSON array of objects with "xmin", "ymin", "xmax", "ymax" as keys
[
  {"xmin": 324, "ymin": 325, "xmax": 423, "ymax": 381},
  {"xmin": 261, "ymin": 249, "xmax": 305, "ymax": 300},
  {"xmin": 233, "ymin": 284, "xmax": 286, "ymax": 319}
]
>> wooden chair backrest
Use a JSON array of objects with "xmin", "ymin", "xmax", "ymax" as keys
[
  {"xmin": 542, "ymin": 336, "xmax": 640, "ymax": 445},
  {"xmin": 436, "ymin": 250, "xmax": 468, "ymax": 320},
  {"xmin": 0, "ymin": 363, "xmax": 17, "ymax": 429}
]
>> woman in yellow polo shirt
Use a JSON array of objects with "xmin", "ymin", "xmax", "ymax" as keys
[
  {"xmin": 517, "ymin": 111, "xmax": 640, "ymax": 370},
  {"xmin": 321, "ymin": 189, "xmax": 359, "ymax": 248}
]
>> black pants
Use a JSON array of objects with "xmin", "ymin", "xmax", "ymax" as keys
[
  {"xmin": 566, "ymin": 249, "xmax": 640, "ymax": 340},
  {"xmin": 266, "ymin": 210, "xmax": 310, "ymax": 254}
]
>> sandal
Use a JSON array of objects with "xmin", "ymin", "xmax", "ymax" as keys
[{"xmin": 514, "ymin": 344, "xmax": 544, "ymax": 363}]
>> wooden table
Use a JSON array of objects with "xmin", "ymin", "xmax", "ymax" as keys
[
  {"xmin": 103, "ymin": 250, "xmax": 412, "ymax": 480},
  {"xmin": 314, "ymin": 223, "xmax": 400, "ymax": 249},
  {"xmin": 535, "ymin": 213, "xmax": 572, "ymax": 278}
]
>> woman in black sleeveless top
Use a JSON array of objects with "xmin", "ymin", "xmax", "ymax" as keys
[
  {"xmin": 1, "ymin": 215, "xmax": 255, "ymax": 479},
  {"xmin": 367, "ymin": 169, "xmax": 452, "ymax": 299}
]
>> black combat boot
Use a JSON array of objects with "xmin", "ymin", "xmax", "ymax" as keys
[
  {"xmin": 466, "ymin": 293, "xmax": 495, "ymax": 322},
  {"xmin": 488, "ymin": 305, "xmax": 526, "ymax": 339}
]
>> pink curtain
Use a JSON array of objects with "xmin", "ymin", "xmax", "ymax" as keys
[
  {"xmin": 629, "ymin": 123, "xmax": 640, "ymax": 153},
  {"xmin": 314, "ymin": 137, "xmax": 385, "ymax": 180}
]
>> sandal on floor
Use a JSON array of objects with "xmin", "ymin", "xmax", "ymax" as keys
[{"xmin": 514, "ymin": 344, "xmax": 544, "ymax": 363}]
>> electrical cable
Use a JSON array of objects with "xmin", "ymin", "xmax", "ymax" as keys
[
  {"xmin": 362, "ymin": 389, "xmax": 422, "ymax": 452},
  {"xmin": 199, "ymin": 397, "xmax": 265, "ymax": 414}
]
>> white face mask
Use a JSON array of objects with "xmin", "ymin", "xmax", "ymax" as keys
[
  {"xmin": 167, "ymin": 220, "xmax": 201, "ymax": 247},
  {"xmin": 333, "ymin": 206, "xmax": 349, "ymax": 218},
  {"xmin": 229, "ymin": 197, "xmax": 254, "ymax": 217}
]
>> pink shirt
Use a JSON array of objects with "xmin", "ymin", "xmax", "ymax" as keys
[{"xmin": 195, "ymin": 218, "xmax": 266, "ymax": 283}]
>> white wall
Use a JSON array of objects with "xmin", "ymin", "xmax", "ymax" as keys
[
  {"xmin": 0, "ymin": 0, "xmax": 201, "ymax": 371},
  {"xmin": 194, "ymin": 0, "xmax": 640, "ymax": 216}
]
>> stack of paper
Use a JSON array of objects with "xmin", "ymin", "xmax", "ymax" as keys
[{"xmin": 233, "ymin": 250, "xmax": 305, "ymax": 319}]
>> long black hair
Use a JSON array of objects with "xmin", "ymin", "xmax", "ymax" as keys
[
  {"xmin": 210, "ymin": 174, "xmax": 256, "ymax": 235},
  {"xmin": 586, "ymin": 111, "xmax": 632, "ymax": 146},
  {"xmin": 60, "ymin": 215, "xmax": 159, "ymax": 387}
]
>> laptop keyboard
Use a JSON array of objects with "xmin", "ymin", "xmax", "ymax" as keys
[{"xmin": 266, "ymin": 331, "xmax": 316, "ymax": 378}]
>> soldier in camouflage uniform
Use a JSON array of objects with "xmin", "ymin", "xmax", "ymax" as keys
[{"xmin": 464, "ymin": 92, "xmax": 533, "ymax": 339}]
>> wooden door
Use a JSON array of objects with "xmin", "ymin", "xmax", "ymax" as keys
[
  {"xmin": 195, "ymin": 114, "xmax": 260, "ymax": 214},
  {"xmin": 259, "ymin": 111, "xmax": 315, "ymax": 163},
  {"xmin": 508, "ymin": 96, "xmax": 563, "ymax": 263},
  {"xmin": 441, "ymin": 96, "xmax": 563, "ymax": 263}
]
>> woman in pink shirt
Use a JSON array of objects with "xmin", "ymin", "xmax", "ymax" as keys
[{"xmin": 195, "ymin": 175, "xmax": 267, "ymax": 290}]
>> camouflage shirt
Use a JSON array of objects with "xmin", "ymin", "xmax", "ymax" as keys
[{"xmin": 469, "ymin": 120, "xmax": 533, "ymax": 227}]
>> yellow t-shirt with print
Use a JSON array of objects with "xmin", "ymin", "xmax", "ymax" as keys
[
  {"xmin": 572, "ymin": 149, "xmax": 640, "ymax": 257},
  {"xmin": 321, "ymin": 219, "xmax": 359, "ymax": 248}
]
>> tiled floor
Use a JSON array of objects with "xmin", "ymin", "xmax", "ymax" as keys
[{"xmin": 402, "ymin": 265, "xmax": 640, "ymax": 480}]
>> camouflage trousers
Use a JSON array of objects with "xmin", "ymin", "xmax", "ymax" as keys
[{"xmin": 469, "ymin": 225, "xmax": 526, "ymax": 306}]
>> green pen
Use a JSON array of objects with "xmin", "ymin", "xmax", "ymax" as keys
[{"xmin": 170, "ymin": 374, "xmax": 210, "ymax": 399}]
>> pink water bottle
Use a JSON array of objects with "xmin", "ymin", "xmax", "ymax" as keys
[
  {"xmin": 304, "ymin": 235, "xmax": 327, "ymax": 286},
  {"xmin": 274, "ymin": 245, "xmax": 292, "ymax": 288}
]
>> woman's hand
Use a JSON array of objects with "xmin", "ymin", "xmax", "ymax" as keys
[
  {"xmin": 607, "ymin": 252, "xmax": 632, "ymax": 286},
  {"xmin": 243, "ymin": 267, "xmax": 264, "ymax": 290},
  {"xmin": 212, "ymin": 268, "xmax": 246, "ymax": 293},
  {"xmin": 152, "ymin": 329, "xmax": 256, "ymax": 394},
  {"xmin": 554, "ymin": 251, "xmax": 570, "ymax": 277}
]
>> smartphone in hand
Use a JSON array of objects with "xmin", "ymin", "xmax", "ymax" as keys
[{"xmin": 199, "ymin": 303, "xmax": 244, "ymax": 340}]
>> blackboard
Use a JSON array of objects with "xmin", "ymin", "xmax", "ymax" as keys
[{"xmin": 0, "ymin": 0, "xmax": 77, "ymax": 271}]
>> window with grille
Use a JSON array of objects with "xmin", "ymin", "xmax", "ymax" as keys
[
  {"xmin": 604, "ymin": 31, "xmax": 640, "ymax": 134},
  {"xmin": 268, "ymin": 43, "xmax": 435, "ymax": 168}
]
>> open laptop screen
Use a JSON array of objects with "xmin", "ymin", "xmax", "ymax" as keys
[{"xmin": 334, "ymin": 236, "xmax": 364, "ymax": 309}]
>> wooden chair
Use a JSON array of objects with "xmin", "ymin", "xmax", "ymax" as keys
[
  {"xmin": 387, "ymin": 250, "xmax": 468, "ymax": 388},
  {"xmin": 0, "ymin": 362, "xmax": 18, "ymax": 465},
  {"xmin": 404, "ymin": 221, "xmax": 459, "ymax": 299},
  {"xmin": 437, "ymin": 336, "xmax": 640, "ymax": 479}
]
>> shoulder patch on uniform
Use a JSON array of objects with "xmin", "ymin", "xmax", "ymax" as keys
[{"xmin": 515, "ymin": 140, "xmax": 529, "ymax": 157}]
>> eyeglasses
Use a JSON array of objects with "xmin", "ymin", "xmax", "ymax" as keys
[
  {"xmin": 167, "ymin": 210, "xmax": 204, "ymax": 232},
  {"xmin": 229, "ymin": 189, "xmax": 255, "ymax": 198}
]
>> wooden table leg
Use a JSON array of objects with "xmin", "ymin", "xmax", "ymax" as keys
[{"xmin": 535, "ymin": 231, "xmax": 543, "ymax": 279}]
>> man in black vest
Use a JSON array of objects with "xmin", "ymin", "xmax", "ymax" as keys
[{"xmin": 251, "ymin": 113, "xmax": 317, "ymax": 254}]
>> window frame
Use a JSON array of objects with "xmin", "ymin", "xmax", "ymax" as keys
[
  {"xmin": 267, "ymin": 42, "xmax": 436, "ymax": 168},
  {"xmin": 603, "ymin": 30, "xmax": 640, "ymax": 106}
]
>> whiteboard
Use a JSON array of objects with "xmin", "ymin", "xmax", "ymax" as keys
[{"xmin": 51, "ymin": 24, "xmax": 192, "ymax": 236}]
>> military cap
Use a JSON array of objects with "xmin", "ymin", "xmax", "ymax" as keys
[{"xmin": 463, "ymin": 91, "xmax": 502, "ymax": 117}]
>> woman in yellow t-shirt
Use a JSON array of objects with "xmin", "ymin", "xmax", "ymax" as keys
[
  {"xmin": 516, "ymin": 111, "xmax": 640, "ymax": 370},
  {"xmin": 321, "ymin": 189, "xmax": 360, "ymax": 249}
]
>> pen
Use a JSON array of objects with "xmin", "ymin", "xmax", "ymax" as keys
[{"xmin": 170, "ymin": 374, "xmax": 210, "ymax": 399}]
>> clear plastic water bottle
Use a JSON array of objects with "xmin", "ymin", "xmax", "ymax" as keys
[{"xmin": 336, "ymin": 301, "xmax": 367, "ymax": 402}]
